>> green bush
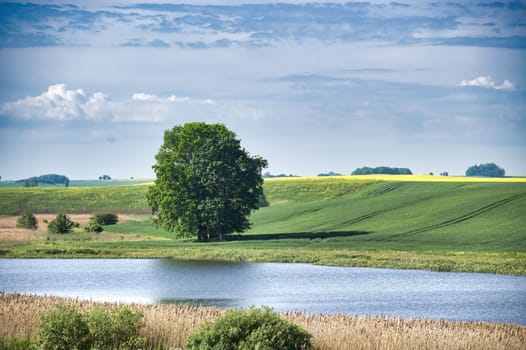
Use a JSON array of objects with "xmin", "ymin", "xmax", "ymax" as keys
[
  {"xmin": 85, "ymin": 307, "xmax": 145, "ymax": 349},
  {"xmin": 16, "ymin": 209, "xmax": 38, "ymax": 229},
  {"xmin": 47, "ymin": 214, "xmax": 78, "ymax": 234},
  {"xmin": 36, "ymin": 304, "xmax": 145, "ymax": 350},
  {"xmin": 92, "ymin": 213, "xmax": 119, "ymax": 225},
  {"xmin": 84, "ymin": 220, "xmax": 103, "ymax": 233},
  {"xmin": 185, "ymin": 306, "xmax": 312, "ymax": 350},
  {"xmin": 36, "ymin": 304, "xmax": 90, "ymax": 350}
]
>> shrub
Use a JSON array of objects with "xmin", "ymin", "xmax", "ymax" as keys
[
  {"xmin": 92, "ymin": 212, "xmax": 119, "ymax": 225},
  {"xmin": 36, "ymin": 304, "xmax": 90, "ymax": 350},
  {"xmin": 185, "ymin": 306, "xmax": 312, "ymax": 350},
  {"xmin": 85, "ymin": 307, "xmax": 145, "ymax": 349},
  {"xmin": 36, "ymin": 304, "xmax": 145, "ymax": 350},
  {"xmin": 16, "ymin": 209, "xmax": 38, "ymax": 229},
  {"xmin": 47, "ymin": 214, "xmax": 78, "ymax": 234},
  {"xmin": 84, "ymin": 221, "xmax": 103, "ymax": 233}
]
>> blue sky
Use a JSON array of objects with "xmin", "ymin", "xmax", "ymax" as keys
[{"xmin": 0, "ymin": 0, "xmax": 525, "ymax": 179}]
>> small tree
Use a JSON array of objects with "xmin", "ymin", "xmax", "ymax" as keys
[
  {"xmin": 48, "ymin": 214, "xmax": 78, "ymax": 234},
  {"xmin": 16, "ymin": 208, "xmax": 38, "ymax": 229}
]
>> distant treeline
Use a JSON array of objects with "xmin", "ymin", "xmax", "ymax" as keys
[
  {"xmin": 466, "ymin": 163, "xmax": 505, "ymax": 177},
  {"xmin": 16, "ymin": 174, "xmax": 69, "ymax": 187},
  {"xmin": 262, "ymin": 172, "xmax": 298, "ymax": 178},
  {"xmin": 318, "ymin": 171, "xmax": 342, "ymax": 177},
  {"xmin": 351, "ymin": 166, "xmax": 413, "ymax": 175}
]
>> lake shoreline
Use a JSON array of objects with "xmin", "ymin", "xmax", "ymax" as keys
[{"xmin": 2, "ymin": 244, "xmax": 525, "ymax": 276}]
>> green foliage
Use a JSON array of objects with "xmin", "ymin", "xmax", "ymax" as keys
[
  {"xmin": 0, "ymin": 337, "xmax": 33, "ymax": 350},
  {"xmin": 91, "ymin": 212, "xmax": 119, "ymax": 225},
  {"xmin": 36, "ymin": 304, "xmax": 91, "ymax": 350},
  {"xmin": 85, "ymin": 307, "xmax": 145, "ymax": 350},
  {"xmin": 185, "ymin": 306, "xmax": 312, "ymax": 350},
  {"xmin": 148, "ymin": 122, "xmax": 267, "ymax": 242},
  {"xmin": 22, "ymin": 178, "xmax": 38, "ymax": 187},
  {"xmin": 16, "ymin": 174, "xmax": 70, "ymax": 187},
  {"xmin": 36, "ymin": 174, "xmax": 70, "ymax": 185},
  {"xmin": 466, "ymin": 162, "xmax": 505, "ymax": 177},
  {"xmin": 16, "ymin": 208, "xmax": 38, "ymax": 229},
  {"xmin": 84, "ymin": 221, "xmax": 103, "ymax": 233},
  {"xmin": 36, "ymin": 304, "xmax": 145, "ymax": 350},
  {"xmin": 47, "ymin": 214, "xmax": 78, "ymax": 234},
  {"xmin": 352, "ymin": 166, "xmax": 412, "ymax": 175}
]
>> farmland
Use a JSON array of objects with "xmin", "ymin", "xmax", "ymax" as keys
[{"xmin": 0, "ymin": 175, "xmax": 525, "ymax": 274}]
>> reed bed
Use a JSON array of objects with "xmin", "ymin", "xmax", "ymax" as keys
[{"xmin": 1, "ymin": 294, "xmax": 524, "ymax": 349}]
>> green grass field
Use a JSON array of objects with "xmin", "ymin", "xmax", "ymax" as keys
[
  {"xmin": 1, "ymin": 176, "xmax": 525, "ymax": 274},
  {"xmin": 0, "ymin": 185, "xmax": 149, "ymax": 215}
]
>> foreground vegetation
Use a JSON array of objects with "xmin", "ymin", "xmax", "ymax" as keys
[
  {"xmin": 0, "ymin": 176, "xmax": 525, "ymax": 274},
  {"xmin": 1, "ymin": 294, "xmax": 524, "ymax": 350}
]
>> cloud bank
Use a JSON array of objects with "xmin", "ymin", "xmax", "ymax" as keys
[
  {"xmin": 1, "ymin": 84, "xmax": 221, "ymax": 123},
  {"xmin": 0, "ymin": 84, "xmax": 110, "ymax": 121},
  {"xmin": 1, "ymin": 2, "xmax": 525, "ymax": 49}
]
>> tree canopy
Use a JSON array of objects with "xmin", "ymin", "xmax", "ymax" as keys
[
  {"xmin": 16, "ymin": 174, "xmax": 69, "ymax": 187},
  {"xmin": 147, "ymin": 122, "xmax": 267, "ymax": 242},
  {"xmin": 466, "ymin": 163, "xmax": 505, "ymax": 177},
  {"xmin": 351, "ymin": 166, "xmax": 412, "ymax": 175}
]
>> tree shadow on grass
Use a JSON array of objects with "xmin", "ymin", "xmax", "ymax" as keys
[{"xmin": 225, "ymin": 231, "xmax": 370, "ymax": 242}]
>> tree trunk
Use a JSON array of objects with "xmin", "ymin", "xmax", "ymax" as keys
[{"xmin": 198, "ymin": 225, "xmax": 208, "ymax": 242}]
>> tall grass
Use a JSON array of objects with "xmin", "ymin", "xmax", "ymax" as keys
[{"xmin": 1, "ymin": 294, "xmax": 524, "ymax": 350}]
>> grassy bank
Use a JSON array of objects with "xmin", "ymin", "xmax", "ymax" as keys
[
  {"xmin": 0, "ymin": 176, "xmax": 525, "ymax": 274},
  {"xmin": 1, "ymin": 294, "xmax": 524, "ymax": 350}
]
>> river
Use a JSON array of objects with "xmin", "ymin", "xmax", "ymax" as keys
[{"xmin": 0, "ymin": 259, "xmax": 524, "ymax": 324}]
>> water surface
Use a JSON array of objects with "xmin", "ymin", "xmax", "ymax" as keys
[{"xmin": 1, "ymin": 259, "xmax": 524, "ymax": 324}]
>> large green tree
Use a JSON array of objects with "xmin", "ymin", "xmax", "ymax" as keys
[{"xmin": 148, "ymin": 122, "xmax": 267, "ymax": 242}]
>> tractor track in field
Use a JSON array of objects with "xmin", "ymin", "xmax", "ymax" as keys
[{"xmin": 393, "ymin": 193, "xmax": 525, "ymax": 237}]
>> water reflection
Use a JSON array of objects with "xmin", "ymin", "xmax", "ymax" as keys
[
  {"xmin": 0, "ymin": 259, "xmax": 525, "ymax": 324},
  {"xmin": 158, "ymin": 298, "xmax": 242, "ymax": 308}
]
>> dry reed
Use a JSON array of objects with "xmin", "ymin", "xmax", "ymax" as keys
[{"xmin": 1, "ymin": 294, "xmax": 524, "ymax": 349}]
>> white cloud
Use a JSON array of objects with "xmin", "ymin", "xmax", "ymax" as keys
[
  {"xmin": 132, "ymin": 93, "xmax": 158, "ymax": 101},
  {"xmin": 0, "ymin": 84, "xmax": 110, "ymax": 121},
  {"xmin": 0, "ymin": 85, "xmax": 221, "ymax": 123},
  {"xmin": 459, "ymin": 76, "xmax": 515, "ymax": 91},
  {"xmin": 133, "ymin": 92, "xmax": 215, "ymax": 105}
]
